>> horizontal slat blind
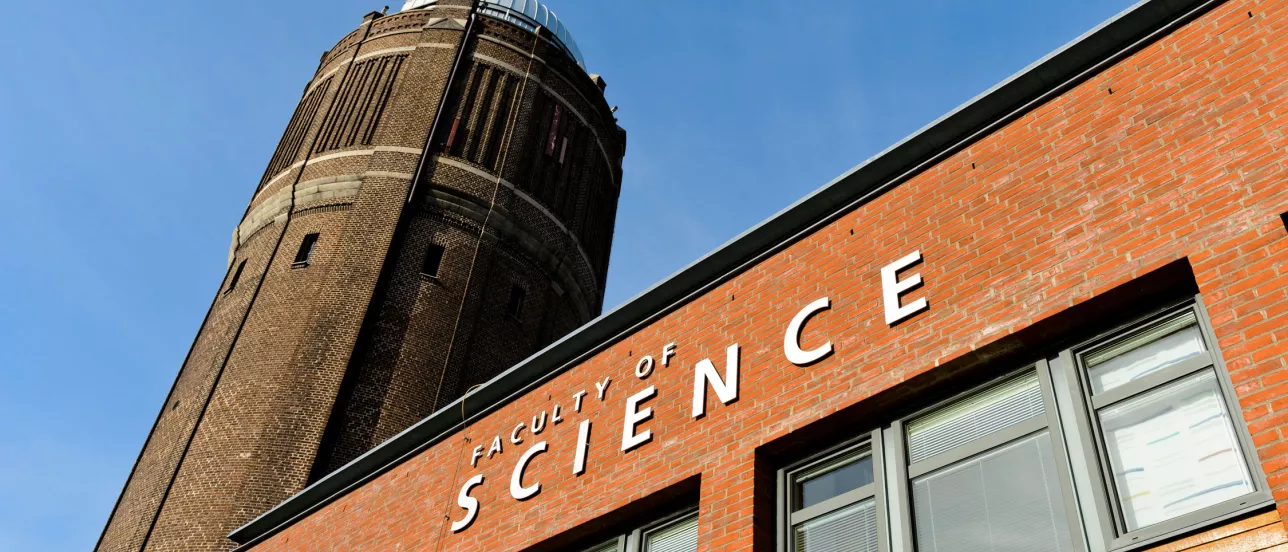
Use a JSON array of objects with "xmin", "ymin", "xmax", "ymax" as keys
[
  {"xmin": 793, "ymin": 498, "xmax": 879, "ymax": 552},
  {"xmin": 643, "ymin": 515, "xmax": 698, "ymax": 552},
  {"xmin": 907, "ymin": 371, "xmax": 1044, "ymax": 464}
]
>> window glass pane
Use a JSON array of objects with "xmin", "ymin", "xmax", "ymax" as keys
[
  {"xmin": 794, "ymin": 451, "xmax": 874, "ymax": 511},
  {"xmin": 906, "ymin": 371, "xmax": 1044, "ymax": 464},
  {"xmin": 642, "ymin": 514, "xmax": 697, "ymax": 552},
  {"xmin": 912, "ymin": 431, "xmax": 1075, "ymax": 552},
  {"xmin": 792, "ymin": 498, "xmax": 878, "ymax": 552},
  {"xmin": 1098, "ymin": 369, "xmax": 1254, "ymax": 531},
  {"xmin": 1085, "ymin": 312, "xmax": 1205, "ymax": 394},
  {"xmin": 582, "ymin": 541, "xmax": 618, "ymax": 552}
]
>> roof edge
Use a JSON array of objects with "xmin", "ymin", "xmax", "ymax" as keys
[{"xmin": 230, "ymin": 0, "xmax": 1223, "ymax": 546}]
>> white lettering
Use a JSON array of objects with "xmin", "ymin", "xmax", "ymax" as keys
[
  {"xmin": 531, "ymin": 411, "xmax": 547, "ymax": 435},
  {"xmin": 510, "ymin": 441, "xmax": 548, "ymax": 501},
  {"xmin": 450, "ymin": 474, "xmax": 484, "ymax": 533},
  {"xmin": 662, "ymin": 342, "xmax": 677, "ymax": 366},
  {"xmin": 784, "ymin": 297, "xmax": 833, "ymax": 366},
  {"xmin": 470, "ymin": 445, "xmax": 484, "ymax": 467},
  {"xmin": 595, "ymin": 377, "xmax": 612, "ymax": 400},
  {"xmin": 882, "ymin": 250, "xmax": 928, "ymax": 325},
  {"xmin": 573, "ymin": 390, "xmax": 588, "ymax": 412},
  {"xmin": 621, "ymin": 386, "xmax": 657, "ymax": 452},
  {"xmin": 635, "ymin": 355, "xmax": 655, "ymax": 379},
  {"xmin": 510, "ymin": 423, "xmax": 526, "ymax": 445},
  {"xmin": 551, "ymin": 404, "xmax": 563, "ymax": 424},
  {"xmin": 692, "ymin": 344, "xmax": 741, "ymax": 419},
  {"xmin": 573, "ymin": 419, "xmax": 592, "ymax": 475},
  {"xmin": 488, "ymin": 436, "xmax": 502, "ymax": 458}
]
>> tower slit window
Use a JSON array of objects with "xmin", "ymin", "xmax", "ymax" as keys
[
  {"xmin": 468, "ymin": 70, "xmax": 503, "ymax": 163},
  {"xmin": 259, "ymin": 79, "xmax": 331, "ymax": 190},
  {"xmin": 506, "ymin": 284, "xmax": 526, "ymax": 319},
  {"xmin": 450, "ymin": 66, "xmax": 486, "ymax": 155},
  {"xmin": 483, "ymin": 77, "xmax": 517, "ymax": 170},
  {"xmin": 293, "ymin": 233, "xmax": 320, "ymax": 267},
  {"xmin": 226, "ymin": 259, "xmax": 248, "ymax": 294},
  {"xmin": 315, "ymin": 54, "xmax": 407, "ymax": 153},
  {"xmin": 421, "ymin": 244, "xmax": 445, "ymax": 279},
  {"xmin": 546, "ymin": 104, "xmax": 563, "ymax": 156}
]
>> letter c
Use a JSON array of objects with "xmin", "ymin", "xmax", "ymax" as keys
[
  {"xmin": 510, "ymin": 441, "xmax": 548, "ymax": 501},
  {"xmin": 784, "ymin": 297, "xmax": 833, "ymax": 366}
]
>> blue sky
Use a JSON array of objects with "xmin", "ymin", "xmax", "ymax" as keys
[{"xmin": 0, "ymin": 0, "xmax": 1138, "ymax": 549}]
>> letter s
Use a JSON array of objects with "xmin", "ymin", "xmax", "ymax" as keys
[{"xmin": 450, "ymin": 474, "xmax": 485, "ymax": 533}]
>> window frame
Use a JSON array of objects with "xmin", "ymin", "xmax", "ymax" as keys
[
  {"xmin": 225, "ymin": 258, "xmax": 247, "ymax": 294},
  {"xmin": 292, "ymin": 233, "xmax": 320, "ymax": 267},
  {"xmin": 505, "ymin": 283, "xmax": 527, "ymax": 320},
  {"xmin": 776, "ymin": 429, "xmax": 888, "ymax": 552},
  {"xmin": 1050, "ymin": 299, "xmax": 1272, "ymax": 551},
  {"xmin": 421, "ymin": 243, "xmax": 445, "ymax": 279},
  {"xmin": 583, "ymin": 508, "xmax": 699, "ymax": 552},
  {"xmin": 774, "ymin": 296, "xmax": 1270, "ymax": 552},
  {"xmin": 888, "ymin": 362, "xmax": 1086, "ymax": 552}
]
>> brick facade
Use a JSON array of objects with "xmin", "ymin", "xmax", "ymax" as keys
[
  {"xmin": 235, "ymin": 0, "xmax": 1288, "ymax": 550},
  {"xmin": 96, "ymin": 2, "xmax": 625, "ymax": 551}
]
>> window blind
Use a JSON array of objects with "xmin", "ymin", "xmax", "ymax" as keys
[
  {"xmin": 793, "ymin": 498, "xmax": 879, "ymax": 552},
  {"xmin": 642, "ymin": 515, "xmax": 698, "ymax": 552},
  {"xmin": 907, "ymin": 371, "xmax": 1044, "ymax": 464},
  {"xmin": 912, "ymin": 432, "xmax": 1074, "ymax": 552}
]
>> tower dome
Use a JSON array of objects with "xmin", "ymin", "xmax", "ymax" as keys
[{"xmin": 403, "ymin": 0, "xmax": 587, "ymax": 69}]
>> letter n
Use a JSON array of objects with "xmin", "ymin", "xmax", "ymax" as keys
[{"xmin": 692, "ymin": 344, "xmax": 740, "ymax": 419}]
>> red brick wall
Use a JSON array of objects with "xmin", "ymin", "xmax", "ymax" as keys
[{"xmin": 249, "ymin": 0, "xmax": 1288, "ymax": 550}]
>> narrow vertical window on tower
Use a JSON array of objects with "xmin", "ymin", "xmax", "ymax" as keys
[
  {"xmin": 506, "ymin": 284, "xmax": 526, "ymax": 319},
  {"xmin": 547, "ymin": 104, "xmax": 563, "ymax": 156},
  {"xmin": 293, "ymin": 233, "xmax": 320, "ymax": 267},
  {"xmin": 225, "ymin": 259, "xmax": 248, "ymax": 294},
  {"xmin": 421, "ymin": 244, "xmax": 445, "ymax": 279}
]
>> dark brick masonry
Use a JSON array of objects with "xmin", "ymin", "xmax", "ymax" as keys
[{"xmin": 95, "ymin": 2, "xmax": 626, "ymax": 550}]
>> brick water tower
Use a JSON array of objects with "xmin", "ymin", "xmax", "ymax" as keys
[{"xmin": 96, "ymin": 1, "xmax": 626, "ymax": 550}]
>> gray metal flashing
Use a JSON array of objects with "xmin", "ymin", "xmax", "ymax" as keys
[{"xmin": 229, "ymin": 0, "xmax": 1225, "ymax": 546}]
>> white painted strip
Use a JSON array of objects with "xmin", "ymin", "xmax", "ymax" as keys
[
  {"xmin": 364, "ymin": 171, "xmax": 415, "ymax": 180},
  {"xmin": 305, "ymin": 149, "xmax": 376, "ymax": 166}
]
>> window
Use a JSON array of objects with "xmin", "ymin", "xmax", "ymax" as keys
[
  {"xmin": 225, "ymin": 259, "xmax": 247, "ymax": 293},
  {"xmin": 1055, "ymin": 304, "xmax": 1269, "ymax": 549},
  {"xmin": 901, "ymin": 369, "xmax": 1079, "ymax": 552},
  {"xmin": 578, "ymin": 510, "xmax": 698, "ymax": 552},
  {"xmin": 776, "ymin": 298, "xmax": 1269, "ymax": 552},
  {"xmin": 781, "ymin": 432, "xmax": 884, "ymax": 552},
  {"xmin": 641, "ymin": 513, "xmax": 699, "ymax": 552},
  {"xmin": 421, "ymin": 244, "xmax": 445, "ymax": 278},
  {"xmin": 293, "ymin": 233, "xmax": 320, "ymax": 267},
  {"xmin": 505, "ymin": 284, "xmax": 525, "ymax": 319}
]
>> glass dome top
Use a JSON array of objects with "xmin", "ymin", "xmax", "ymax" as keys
[{"xmin": 401, "ymin": 0, "xmax": 587, "ymax": 70}]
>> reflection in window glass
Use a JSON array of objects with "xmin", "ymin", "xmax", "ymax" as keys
[
  {"xmin": 913, "ymin": 432, "xmax": 1075, "ymax": 552},
  {"xmin": 1086, "ymin": 313, "xmax": 1205, "ymax": 394},
  {"xmin": 793, "ymin": 499, "xmax": 879, "ymax": 552},
  {"xmin": 1099, "ymin": 369, "xmax": 1254, "ymax": 531},
  {"xmin": 794, "ymin": 454, "xmax": 874, "ymax": 510}
]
